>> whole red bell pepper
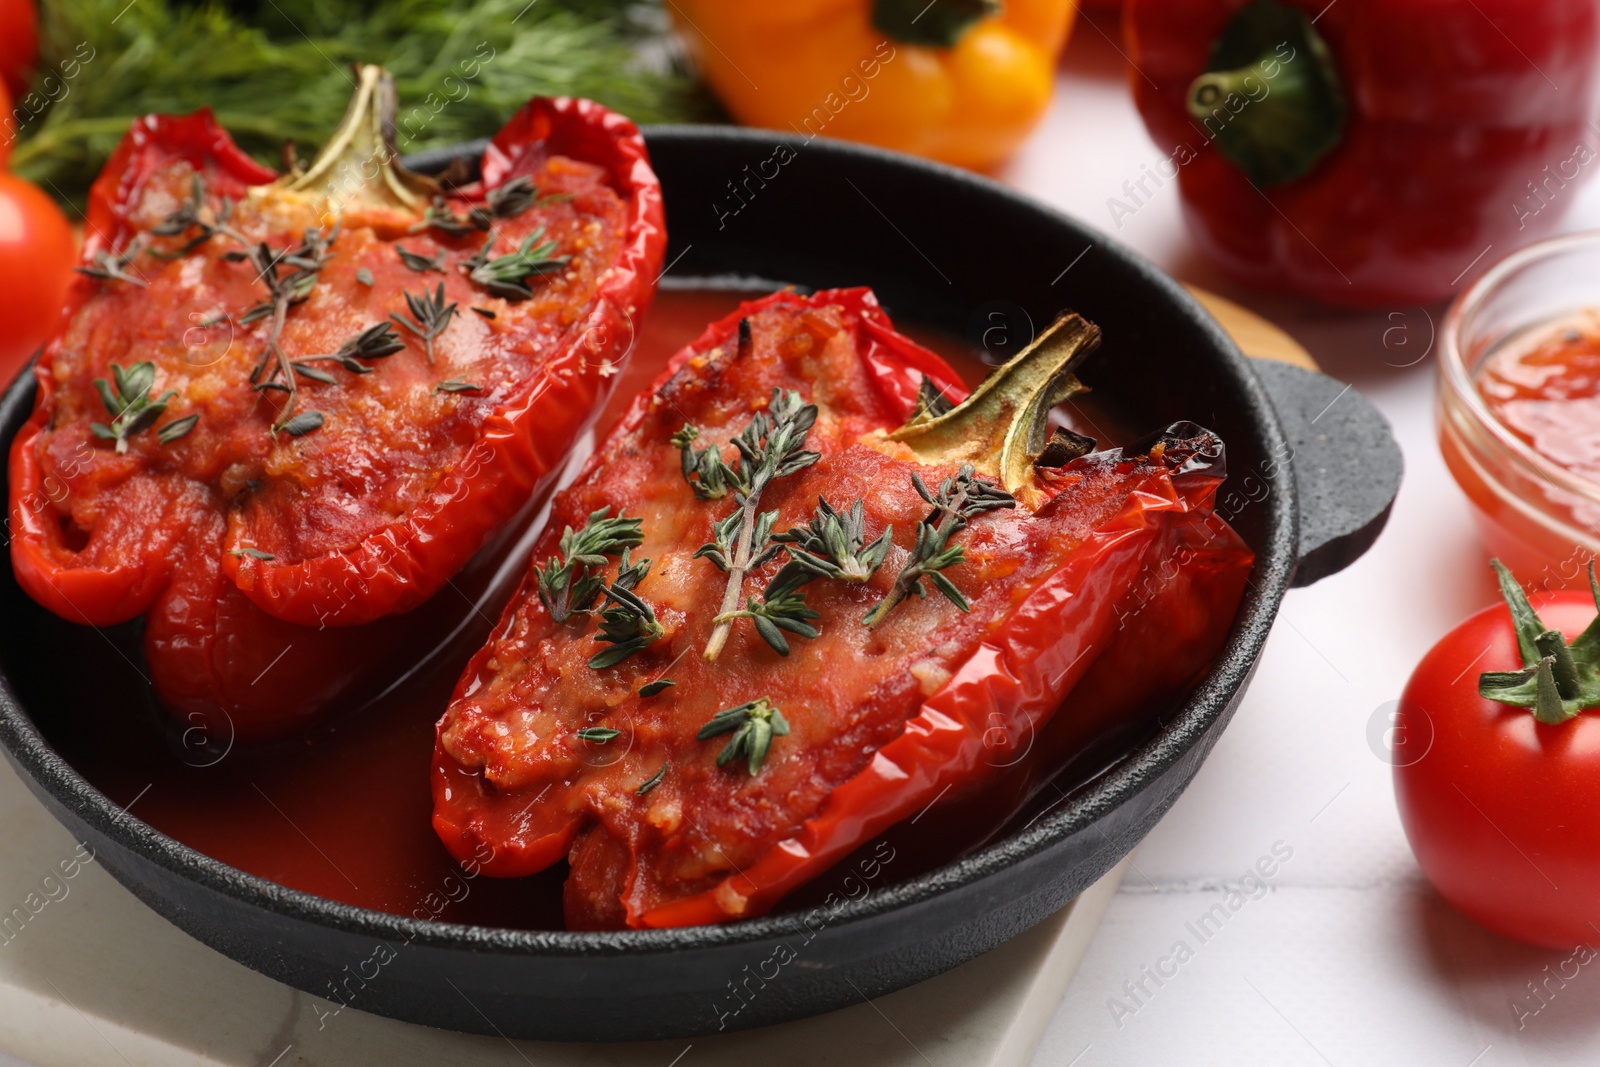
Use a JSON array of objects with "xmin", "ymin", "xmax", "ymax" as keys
[
  {"xmin": 431, "ymin": 287, "xmax": 1252, "ymax": 929},
  {"xmin": 7, "ymin": 66, "xmax": 665, "ymax": 741},
  {"xmin": 1125, "ymin": 0, "xmax": 1600, "ymax": 306}
]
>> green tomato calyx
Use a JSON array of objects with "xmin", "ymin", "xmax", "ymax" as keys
[{"xmin": 1479, "ymin": 559, "xmax": 1600, "ymax": 725}]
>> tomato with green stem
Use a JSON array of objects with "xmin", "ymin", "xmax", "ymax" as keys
[{"xmin": 1394, "ymin": 561, "xmax": 1600, "ymax": 948}]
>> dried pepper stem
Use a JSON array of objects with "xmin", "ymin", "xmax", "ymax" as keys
[{"xmin": 884, "ymin": 311, "xmax": 1100, "ymax": 506}]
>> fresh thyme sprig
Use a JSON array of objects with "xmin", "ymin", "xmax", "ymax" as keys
[
  {"xmin": 691, "ymin": 385, "xmax": 822, "ymax": 661},
  {"xmin": 77, "ymin": 242, "xmax": 148, "ymax": 286},
  {"xmin": 589, "ymin": 550, "xmax": 663, "ymax": 669},
  {"xmin": 773, "ymin": 498, "xmax": 893, "ymax": 586},
  {"xmin": 240, "ymin": 226, "xmax": 340, "ymax": 434},
  {"xmin": 483, "ymin": 175, "xmax": 542, "ymax": 220},
  {"xmin": 148, "ymin": 175, "xmax": 235, "ymax": 258},
  {"xmin": 290, "ymin": 322, "xmax": 405, "ymax": 383},
  {"xmin": 395, "ymin": 244, "xmax": 447, "ymax": 273},
  {"xmin": 714, "ymin": 582, "xmax": 820, "ymax": 657},
  {"xmin": 89, "ymin": 361, "xmax": 195, "ymax": 453},
  {"xmin": 465, "ymin": 227, "xmax": 570, "ymax": 300},
  {"xmin": 414, "ymin": 177, "xmax": 556, "ymax": 237},
  {"xmin": 862, "ymin": 465, "xmax": 1015, "ymax": 627},
  {"xmin": 533, "ymin": 506, "xmax": 644, "ymax": 624},
  {"xmin": 706, "ymin": 498, "xmax": 894, "ymax": 656},
  {"xmin": 147, "ymin": 174, "xmax": 343, "ymax": 435},
  {"xmin": 390, "ymin": 282, "xmax": 459, "ymax": 363},
  {"xmin": 696, "ymin": 697, "xmax": 790, "ymax": 776},
  {"xmin": 708, "ymin": 499, "xmax": 893, "ymax": 656},
  {"xmin": 415, "ymin": 197, "xmax": 480, "ymax": 238},
  {"xmin": 671, "ymin": 423, "xmax": 729, "ymax": 500}
]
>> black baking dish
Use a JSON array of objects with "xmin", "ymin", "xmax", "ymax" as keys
[{"xmin": 0, "ymin": 126, "xmax": 1401, "ymax": 1040}]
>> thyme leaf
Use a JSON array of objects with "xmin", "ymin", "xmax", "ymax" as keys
[
  {"xmin": 157, "ymin": 413, "xmax": 200, "ymax": 445},
  {"xmin": 637, "ymin": 764, "xmax": 668, "ymax": 796},
  {"xmin": 533, "ymin": 506, "xmax": 644, "ymax": 625},
  {"xmin": 414, "ymin": 197, "xmax": 479, "ymax": 238},
  {"xmin": 279, "ymin": 410, "xmax": 325, "ymax": 437},
  {"xmin": 638, "ymin": 679, "xmax": 675, "ymax": 698},
  {"xmin": 715, "ymin": 588, "xmax": 819, "ymax": 657},
  {"xmin": 395, "ymin": 244, "xmax": 447, "ymax": 273},
  {"xmin": 575, "ymin": 727, "xmax": 620, "ymax": 743},
  {"xmin": 484, "ymin": 175, "xmax": 540, "ymax": 220},
  {"xmin": 863, "ymin": 464, "xmax": 1015, "ymax": 627},
  {"xmin": 433, "ymin": 379, "xmax": 484, "ymax": 395},
  {"xmin": 696, "ymin": 697, "xmax": 790, "ymax": 776}
]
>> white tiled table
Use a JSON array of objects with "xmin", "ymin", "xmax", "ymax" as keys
[{"xmin": 1025, "ymin": 16, "xmax": 1600, "ymax": 1067}]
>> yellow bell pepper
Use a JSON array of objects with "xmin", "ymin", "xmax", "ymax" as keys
[{"xmin": 668, "ymin": 0, "xmax": 1077, "ymax": 171}]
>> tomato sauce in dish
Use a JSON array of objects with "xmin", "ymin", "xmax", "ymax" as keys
[{"xmin": 9, "ymin": 285, "xmax": 1204, "ymax": 931}]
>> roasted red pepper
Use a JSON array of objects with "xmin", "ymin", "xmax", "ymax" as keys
[
  {"xmin": 431, "ymin": 288, "xmax": 1252, "ymax": 928},
  {"xmin": 1125, "ymin": 0, "xmax": 1600, "ymax": 306},
  {"xmin": 7, "ymin": 67, "xmax": 665, "ymax": 740}
]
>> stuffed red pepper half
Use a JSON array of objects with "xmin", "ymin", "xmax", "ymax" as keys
[
  {"xmin": 7, "ymin": 66, "xmax": 665, "ymax": 740},
  {"xmin": 432, "ymin": 288, "xmax": 1253, "ymax": 929}
]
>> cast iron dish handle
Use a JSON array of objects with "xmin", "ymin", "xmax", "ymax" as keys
[{"xmin": 1252, "ymin": 361, "xmax": 1402, "ymax": 587}]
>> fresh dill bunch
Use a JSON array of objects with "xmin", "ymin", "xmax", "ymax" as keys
[{"xmin": 15, "ymin": 0, "xmax": 706, "ymax": 210}]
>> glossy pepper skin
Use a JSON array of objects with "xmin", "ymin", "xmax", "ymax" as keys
[
  {"xmin": 1125, "ymin": 0, "xmax": 1600, "ymax": 306},
  {"xmin": 668, "ymin": 0, "xmax": 1076, "ymax": 171},
  {"xmin": 431, "ymin": 287, "xmax": 1252, "ymax": 929},
  {"xmin": 8, "ymin": 84, "xmax": 665, "ymax": 741}
]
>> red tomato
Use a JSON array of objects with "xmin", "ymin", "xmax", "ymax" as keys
[
  {"xmin": 0, "ymin": 0, "xmax": 38, "ymax": 103},
  {"xmin": 0, "ymin": 79, "xmax": 11, "ymax": 168},
  {"xmin": 0, "ymin": 173, "xmax": 75, "ymax": 386},
  {"xmin": 1394, "ymin": 587, "xmax": 1600, "ymax": 948}
]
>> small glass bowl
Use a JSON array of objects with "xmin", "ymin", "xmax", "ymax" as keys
[{"xmin": 1439, "ymin": 231, "xmax": 1600, "ymax": 590}]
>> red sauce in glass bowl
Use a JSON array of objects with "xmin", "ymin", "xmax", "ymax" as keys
[{"xmin": 1478, "ymin": 320, "xmax": 1600, "ymax": 484}]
